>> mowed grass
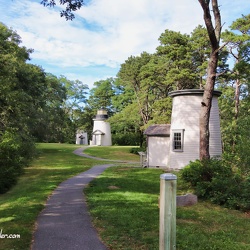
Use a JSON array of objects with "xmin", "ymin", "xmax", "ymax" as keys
[
  {"xmin": 1, "ymin": 144, "xmax": 249, "ymax": 250},
  {"xmin": 83, "ymin": 146, "xmax": 140, "ymax": 162},
  {"xmin": 85, "ymin": 166, "xmax": 250, "ymax": 250},
  {"xmin": 0, "ymin": 143, "xmax": 102, "ymax": 250}
]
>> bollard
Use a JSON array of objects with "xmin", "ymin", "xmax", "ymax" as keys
[{"xmin": 159, "ymin": 173, "xmax": 177, "ymax": 250}]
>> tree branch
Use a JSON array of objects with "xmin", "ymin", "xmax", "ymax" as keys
[{"xmin": 41, "ymin": 0, "xmax": 85, "ymax": 20}]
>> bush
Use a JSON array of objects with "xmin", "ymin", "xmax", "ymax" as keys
[
  {"xmin": 0, "ymin": 129, "xmax": 36, "ymax": 193},
  {"xmin": 112, "ymin": 133, "xmax": 142, "ymax": 146},
  {"xmin": 180, "ymin": 158, "xmax": 250, "ymax": 211},
  {"xmin": 129, "ymin": 147, "xmax": 146, "ymax": 155}
]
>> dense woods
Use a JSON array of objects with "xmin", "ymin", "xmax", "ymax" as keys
[{"xmin": 0, "ymin": 13, "xmax": 250, "ymax": 206}]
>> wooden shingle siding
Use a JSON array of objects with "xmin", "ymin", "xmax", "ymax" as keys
[
  {"xmin": 168, "ymin": 90, "xmax": 222, "ymax": 169},
  {"xmin": 168, "ymin": 95, "xmax": 200, "ymax": 169},
  {"xmin": 209, "ymin": 97, "xmax": 222, "ymax": 157},
  {"xmin": 147, "ymin": 136, "xmax": 170, "ymax": 167}
]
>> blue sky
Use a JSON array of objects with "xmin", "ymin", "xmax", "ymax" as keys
[{"xmin": 0, "ymin": 0, "xmax": 249, "ymax": 89}]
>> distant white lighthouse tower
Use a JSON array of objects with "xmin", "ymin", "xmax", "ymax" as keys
[{"xmin": 91, "ymin": 109, "xmax": 112, "ymax": 146}]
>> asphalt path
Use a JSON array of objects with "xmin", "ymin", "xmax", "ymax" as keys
[
  {"xmin": 32, "ymin": 147, "xmax": 140, "ymax": 250},
  {"xmin": 72, "ymin": 147, "xmax": 139, "ymax": 164},
  {"xmin": 31, "ymin": 163, "xmax": 113, "ymax": 250}
]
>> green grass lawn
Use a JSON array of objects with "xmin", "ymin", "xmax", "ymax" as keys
[
  {"xmin": 0, "ymin": 144, "xmax": 249, "ymax": 250},
  {"xmin": 85, "ymin": 166, "xmax": 250, "ymax": 250},
  {"xmin": 83, "ymin": 146, "xmax": 140, "ymax": 162},
  {"xmin": 0, "ymin": 143, "xmax": 101, "ymax": 250}
]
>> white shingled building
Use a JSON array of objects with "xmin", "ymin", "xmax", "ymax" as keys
[
  {"xmin": 144, "ymin": 89, "xmax": 222, "ymax": 169},
  {"xmin": 144, "ymin": 124, "xmax": 170, "ymax": 168}
]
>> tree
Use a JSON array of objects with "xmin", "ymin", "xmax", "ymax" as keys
[
  {"xmin": 218, "ymin": 15, "xmax": 250, "ymax": 174},
  {"xmin": 117, "ymin": 52, "xmax": 152, "ymax": 127},
  {"xmin": 156, "ymin": 29, "xmax": 199, "ymax": 90},
  {"xmin": 111, "ymin": 78, "xmax": 136, "ymax": 113},
  {"xmin": 60, "ymin": 76, "xmax": 88, "ymax": 112},
  {"xmin": 221, "ymin": 15, "xmax": 250, "ymax": 150},
  {"xmin": 0, "ymin": 23, "xmax": 47, "ymax": 135},
  {"xmin": 74, "ymin": 105, "xmax": 95, "ymax": 138},
  {"xmin": 87, "ymin": 78, "xmax": 115, "ymax": 114},
  {"xmin": 41, "ymin": 0, "xmax": 84, "ymax": 20},
  {"xmin": 109, "ymin": 103, "xmax": 145, "ymax": 146},
  {"xmin": 189, "ymin": 25, "xmax": 214, "ymax": 88},
  {"xmin": 222, "ymin": 14, "xmax": 250, "ymax": 120},
  {"xmin": 31, "ymin": 73, "xmax": 70, "ymax": 143},
  {"xmin": 117, "ymin": 28, "xmax": 220, "ymax": 130},
  {"xmin": 0, "ymin": 23, "xmax": 48, "ymax": 192},
  {"xmin": 59, "ymin": 75, "xmax": 88, "ymax": 136},
  {"xmin": 198, "ymin": 0, "xmax": 222, "ymax": 160},
  {"xmin": 31, "ymin": 74, "xmax": 89, "ymax": 143}
]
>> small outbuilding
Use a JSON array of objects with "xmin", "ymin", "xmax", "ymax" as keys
[
  {"xmin": 76, "ymin": 130, "xmax": 88, "ymax": 145},
  {"xmin": 144, "ymin": 124, "xmax": 171, "ymax": 168}
]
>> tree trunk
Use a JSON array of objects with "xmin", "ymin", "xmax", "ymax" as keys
[
  {"xmin": 198, "ymin": 0, "xmax": 221, "ymax": 160},
  {"xmin": 231, "ymin": 77, "xmax": 240, "ymax": 151},
  {"xmin": 234, "ymin": 78, "xmax": 240, "ymax": 121},
  {"xmin": 199, "ymin": 51, "xmax": 219, "ymax": 159}
]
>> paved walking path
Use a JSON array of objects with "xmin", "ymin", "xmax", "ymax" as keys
[
  {"xmin": 73, "ymin": 147, "xmax": 139, "ymax": 164},
  {"xmin": 32, "ymin": 147, "xmax": 139, "ymax": 250}
]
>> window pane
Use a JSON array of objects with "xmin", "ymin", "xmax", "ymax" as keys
[{"xmin": 173, "ymin": 132, "xmax": 182, "ymax": 150}]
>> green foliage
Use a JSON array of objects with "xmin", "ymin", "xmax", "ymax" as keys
[
  {"xmin": 0, "ymin": 129, "xmax": 36, "ymax": 193},
  {"xmin": 181, "ymin": 158, "xmax": 232, "ymax": 186},
  {"xmin": 114, "ymin": 25, "xmax": 228, "ymax": 132},
  {"xmin": 218, "ymin": 13, "xmax": 250, "ymax": 175},
  {"xmin": 181, "ymin": 159, "xmax": 250, "ymax": 211},
  {"xmin": 157, "ymin": 29, "xmax": 199, "ymax": 89},
  {"xmin": 0, "ymin": 23, "xmax": 87, "ymax": 193},
  {"xmin": 112, "ymin": 133, "xmax": 142, "ymax": 146},
  {"xmin": 129, "ymin": 147, "xmax": 146, "ymax": 155},
  {"xmin": 117, "ymin": 52, "xmax": 153, "ymax": 126},
  {"xmin": 109, "ymin": 103, "xmax": 144, "ymax": 146},
  {"xmin": 0, "ymin": 23, "xmax": 44, "ymax": 193},
  {"xmin": 74, "ymin": 105, "xmax": 95, "ymax": 138},
  {"xmin": 41, "ymin": 0, "xmax": 84, "ymax": 20},
  {"xmin": 87, "ymin": 78, "xmax": 115, "ymax": 113}
]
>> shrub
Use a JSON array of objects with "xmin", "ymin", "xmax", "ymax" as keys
[
  {"xmin": 180, "ymin": 158, "xmax": 250, "ymax": 211},
  {"xmin": 181, "ymin": 158, "xmax": 233, "ymax": 188},
  {"xmin": 129, "ymin": 147, "xmax": 146, "ymax": 155},
  {"xmin": 112, "ymin": 133, "xmax": 142, "ymax": 146},
  {"xmin": 0, "ymin": 129, "xmax": 36, "ymax": 193}
]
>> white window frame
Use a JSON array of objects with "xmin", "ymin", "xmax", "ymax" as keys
[{"xmin": 172, "ymin": 129, "xmax": 184, "ymax": 152}]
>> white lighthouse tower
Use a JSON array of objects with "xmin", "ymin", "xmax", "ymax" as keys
[
  {"xmin": 168, "ymin": 89, "xmax": 222, "ymax": 169},
  {"xmin": 91, "ymin": 109, "xmax": 112, "ymax": 146}
]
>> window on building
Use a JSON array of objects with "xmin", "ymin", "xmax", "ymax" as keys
[{"xmin": 172, "ymin": 129, "xmax": 184, "ymax": 152}]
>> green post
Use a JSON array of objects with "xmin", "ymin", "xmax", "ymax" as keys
[{"xmin": 159, "ymin": 173, "xmax": 177, "ymax": 250}]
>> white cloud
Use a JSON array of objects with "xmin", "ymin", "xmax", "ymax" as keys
[
  {"xmin": 1, "ymin": 0, "xmax": 249, "ymax": 87},
  {"xmin": 5, "ymin": 0, "xmax": 204, "ymax": 69}
]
